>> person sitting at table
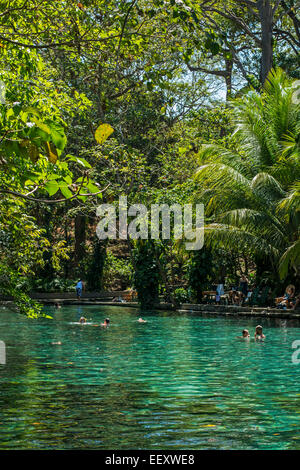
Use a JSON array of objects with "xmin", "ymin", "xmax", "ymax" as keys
[
  {"xmin": 237, "ymin": 274, "xmax": 248, "ymax": 305},
  {"xmin": 244, "ymin": 289, "xmax": 253, "ymax": 305},
  {"xmin": 292, "ymin": 294, "xmax": 300, "ymax": 311},
  {"xmin": 276, "ymin": 284, "xmax": 295, "ymax": 309},
  {"xmin": 228, "ymin": 289, "xmax": 240, "ymax": 305}
]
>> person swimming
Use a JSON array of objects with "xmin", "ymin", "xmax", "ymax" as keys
[
  {"xmin": 137, "ymin": 318, "xmax": 147, "ymax": 323},
  {"xmin": 237, "ymin": 329, "xmax": 250, "ymax": 339},
  {"xmin": 101, "ymin": 318, "xmax": 110, "ymax": 327},
  {"xmin": 254, "ymin": 325, "xmax": 265, "ymax": 340},
  {"xmin": 79, "ymin": 316, "xmax": 87, "ymax": 324}
]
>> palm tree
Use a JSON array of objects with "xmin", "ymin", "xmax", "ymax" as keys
[{"xmin": 193, "ymin": 68, "xmax": 299, "ymax": 282}]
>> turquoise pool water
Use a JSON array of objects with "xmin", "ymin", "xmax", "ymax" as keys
[{"xmin": 0, "ymin": 305, "xmax": 299, "ymax": 450}]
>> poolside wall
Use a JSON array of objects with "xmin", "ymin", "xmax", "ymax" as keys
[{"xmin": 1, "ymin": 294, "xmax": 299, "ymax": 319}]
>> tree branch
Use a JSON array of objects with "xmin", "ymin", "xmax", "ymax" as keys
[
  {"xmin": 0, "ymin": 184, "xmax": 111, "ymax": 204},
  {"xmin": 203, "ymin": 6, "xmax": 262, "ymax": 45},
  {"xmin": 115, "ymin": 0, "xmax": 138, "ymax": 73},
  {"xmin": 187, "ymin": 63, "xmax": 227, "ymax": 77},
  {"xmin": 0, "ymin": 34, "xmax": 120, "ymax": 49}
]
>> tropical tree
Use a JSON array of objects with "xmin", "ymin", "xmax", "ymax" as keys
[
  {"xmin": 193, "ymin": 68, "xmax": 299, "ymax": 284},
  {"xmin": 0, "ymin": 43, "xmax": 108, "ymax": 315}
]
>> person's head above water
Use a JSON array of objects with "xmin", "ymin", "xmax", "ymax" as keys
[
  {"xmin": 104, "ymin": 318, "xmax": 110, "ymax": 325},
  {"xmin": 255, "ymin": 325, "xmax": 265, "ymax": 338},
  {"xmin": 79, "ymin": 316, "xmax": 86, "ymax": 324},
  {"xmin": 242, "ymin": 329, "xmax": 250, "ymax": 337}
]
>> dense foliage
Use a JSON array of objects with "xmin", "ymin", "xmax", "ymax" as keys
[{"xmin": 0, "ymin": 1, "xmax": 299, "ymax": 313}]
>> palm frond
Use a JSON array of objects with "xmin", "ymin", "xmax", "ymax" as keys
[
  {"xmin": 251, "ymin": 172, "xmax": 286, "ymax": 203},
  {"xmin": 216, "ymin": 208, "xmax": 287, "ymax": 248},
  {"xmin": 203, "ymin": 223, "xmax": 279, "ymax": 257},
  {"xmin": 279, "ymin": 238, "xmax": 300, "ymax": 279}
]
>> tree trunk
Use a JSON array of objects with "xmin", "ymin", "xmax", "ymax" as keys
[
  {"xmin": 74, "ymin": 214, "xmax": 86, "ymax": 264},
  {"xmin": 257, "ymin": 0, "xmax": 273, "ymax": 85},
  {"xmin": 225, "ymin": 57, "xmax": 233, "ymax": 101}
]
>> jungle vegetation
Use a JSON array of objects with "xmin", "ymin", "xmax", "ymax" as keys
[{"xmin": 0, "ymin": 0, "xmax": 299, "ymax": 313}]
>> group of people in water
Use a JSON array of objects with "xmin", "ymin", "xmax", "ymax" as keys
[
  {"xmin": 238, "ymin": 325, "xmax": 265, "ymax": 341},
  {"xmin": 54, "ymin": 300, "xmax": 268, "ymax": 341},
  {"xmin": 78, "ymin": 316, "xmax": 147, "ymax": 325},
  {"xmin": 79, "ymin": 316, "xmax": 110, "ymax": 326}
]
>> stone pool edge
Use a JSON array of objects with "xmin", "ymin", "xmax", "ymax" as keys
[{"xmin": 1, "ymin": 299, "xmax": 299, "ymax": 320}]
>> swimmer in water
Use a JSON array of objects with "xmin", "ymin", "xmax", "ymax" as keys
[
  {"xmin": 138, "ymin": 318, "xmax": 147, "ymax": 323},
  {"xmin": 79, "ymin": 316, "xmax": 87, "ymax": 324},
  {"xmin": 254, "ymin": 325, "xmax": 265, "ymax": 340},
  {"xmin": 237, "ymin": 329, "xmax": 250, "ymax": 339},
  {"xmin": 101, "ymin": 318, "xmax": 110, "ymax": 327}
]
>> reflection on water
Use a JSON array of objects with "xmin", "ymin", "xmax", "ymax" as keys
[{"xmin": 0, "ymin": 305, "xmax": 299, "ymax": 449}]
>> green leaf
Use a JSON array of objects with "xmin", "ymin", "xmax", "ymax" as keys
[
  {"xmin": 6, "ymin": 108, "xmax": 14, "ymax": 119},
  {"xmin": 66, "ymin": 155, "xmax": 91, "ymax": 168},
  {"xmin": 59, "ymin": 183, "xmax": 73, "ymax": 199},
  {"xmin": 87, "ymin": 182, "xmax": 100, "ymax": 193},
  {"xmin": 77, "ymin": 195, "xmax": 87, "ymax": 202},
  {"xmin": 32, "ymin": 118, "xmax": 51, "ymax": 134},
  {"xmin": 24, "ymin": 107, "xmax": 42, "ymax": 118},
  {"xmin": 50, "ymin": 124, "xmax": 67, "ymax": 150},
  {"xmin": 45, "ymin": 180, "xmax": 59, "ymax": 196},
  {"xmin": 63, "ymin": 175, "xmax": 72, "ymax": 184}
]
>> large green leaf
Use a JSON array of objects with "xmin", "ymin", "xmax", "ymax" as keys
[
  {"xmin": 49, "ymin": 123, "xmax": 67, "ymax": 150},
  {"xmin": 59, "ymin": 182, "xmax": 73, "ymax": 199},
  {"xmin": 44, "ymin": 180, "xmax": 59, "ymax": 196}
]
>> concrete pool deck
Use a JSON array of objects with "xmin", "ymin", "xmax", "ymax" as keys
[{"xmin": 177, "ymin": 303, "xmax": 300, "ymax": 319}]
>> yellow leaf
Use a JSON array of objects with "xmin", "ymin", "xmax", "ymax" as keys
[
  {"xmin": 44, "ymin": 141, "xmax": 58, "ymax": 164},
  {"xmin": 95, "ymin": 123, "xmax": 114, "ymax": 144},
  {"xmin": 20, "ymin": 139, "xmax": 39, "ymax": 163},
  {"xmin": 28, "ymin": 143, "xmax": 39, "ymax": 163}
]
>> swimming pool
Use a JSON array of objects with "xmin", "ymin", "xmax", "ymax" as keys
[{"xmin": 0, "ymin": 305, "xmax": 299, "ymax": 449}]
